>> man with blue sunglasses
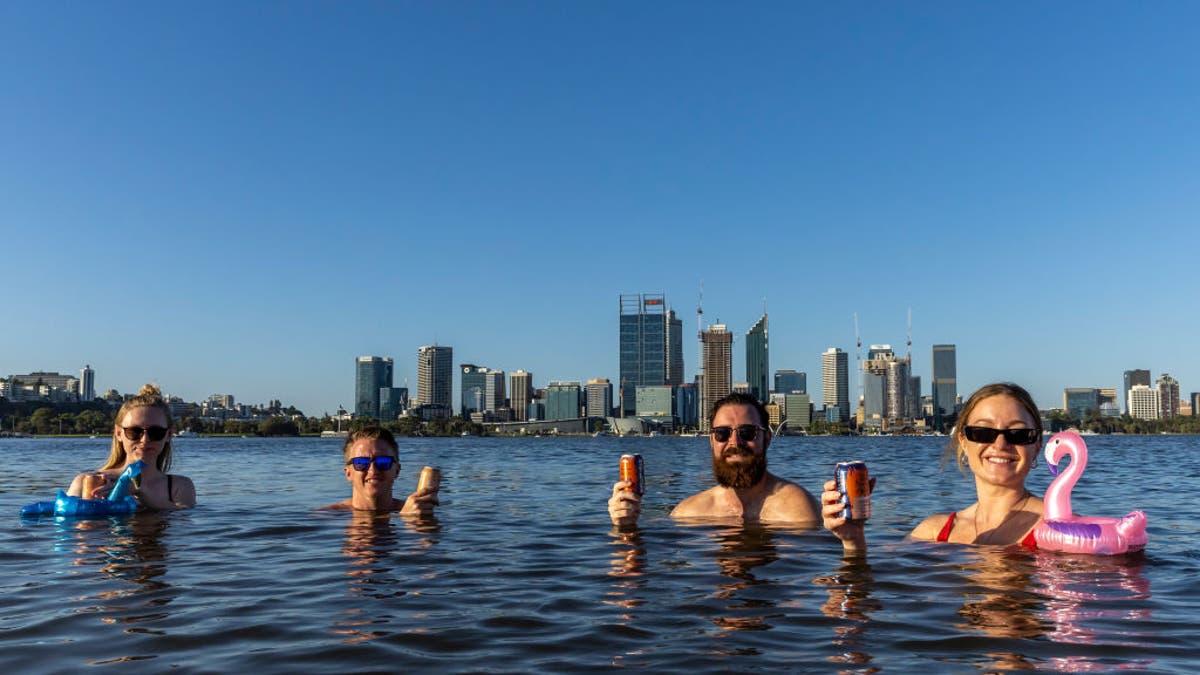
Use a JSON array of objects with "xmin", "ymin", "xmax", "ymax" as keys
[
  {"xmin": 608, "ymin": 392, "xmax": 820, "ymax": 527},
  {"xmin": 324, "ymin": 426, "xmax": 439, "ymax": 514}
]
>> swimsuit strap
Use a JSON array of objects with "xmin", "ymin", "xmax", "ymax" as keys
[
  {"xmin": 936, "ymin": 512, "xmax": 956, "ymax": 542},
  {"xmin": 167, "ymin": 474, "xmax": 174, "ymax": 502}
]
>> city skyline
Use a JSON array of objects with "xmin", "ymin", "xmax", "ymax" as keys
[{"xmin": 5, "ymin": 4, "xmax": 1199, "ymax": 416}]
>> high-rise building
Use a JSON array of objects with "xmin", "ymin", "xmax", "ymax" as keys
[
  {"xmin": 676, "ymin": 382, "xmax": 698, "ymax": 429},
  {"xmin": 510, "ymin": 370, "xmax": 533, "ymax": 421},
  {"xmin": 417, "ymin": 345, "xmax": 453, "ymax": 411},
  {"xmin": 484, "ymin": 369, "xmax": 506, "ymax": 412},
  {"xmin": 774, "ymin": 370, "xmax": 806, "ymax": 395},
  {"xmin": 784, "ymin": 393, "xmax": 813, "ymax": 430},
  {"xmin": 1128, "ymin": 384, "xmax": 1161, "ymax": 420},
  {"xmin": 355, "ymin": 356, "xmax": 393, "ymax": 419},
  {"xmin": 619, "ymin": 293, "xmax": 667, "ymax": 416},
  {"xmin": 665, "ymin": 308, "xmax": 685, "ymax": 387},
  {"xmin": 745, "ymin": 313, "xmax": 769, "ymax": 404},
  {"xmin": 379, "ymin": 387, "xmax": 407, "ymax": 421},
  {"xmin": 460, "ymin": 364, "xmax": 487, "ymax": 417},
  {"xmin": 545, "ymin": 381, "xmax": 582, "ymax": 421},
  {"xmin": 699, "ymin": 324, "xmax": 733, "ymax": 431},
  {"xmin": 1098, "ymin": 388, "xmax": 1120, "ymax": 417},
  {"xmin": 585, "ymin": 378, "xmax": 613, "ymax": 418},
  {"xmin": 885, "ymin": 358, "xmax": 910, "ymax": 420},
  {"xmin": 79, "ymin": 365, "xmax": 95, "ymax": 402},
  {"xmin": 1190, "ymin": 392, "xmax": 1200, "ymax": 417},
  {"xmin": 1063, "ymin": 388, "xmax": 1100, "ymax": 419},
  {"xmin": 1157, "ymin": 373, "xmax": 1180, "ymax": 418},
  {"xmin": 931, "ymin": 344, "xmax": 957, "ymax": 431},
  {"xmin": 822, "ymin": 347, "xmax": 850, "ymax": 423},
  {"xmin": 1123, "ymin": 369, "xmax": 1151, "ymax": 414}
]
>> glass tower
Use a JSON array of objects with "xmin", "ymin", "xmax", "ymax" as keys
[
  {"xmin": 355, "ymin": 356, "xmax": 394, "ymax": 419},
  {"xmin": 619, "ymin": 293, "xmax": 667, "ymax": 417},
  {"xmin": 822, "ymin": 347, "xmax": 850, "ymax": 423},
  {"xmin": 931, "ymin": 344, "xmax": 957, "ymax": 431},
  {"xmin": 745, "ymin": 313, "xmax": 769, "ymax": 404}
]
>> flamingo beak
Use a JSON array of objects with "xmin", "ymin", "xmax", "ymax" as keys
[{"xmin": 1048, "ymin": 461, "xmax": 1059, "ymax": 477}]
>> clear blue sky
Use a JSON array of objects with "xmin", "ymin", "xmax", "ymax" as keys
[{"xmin": 4, "ymin": 2, "xmax": 1198, "ymax": 416}]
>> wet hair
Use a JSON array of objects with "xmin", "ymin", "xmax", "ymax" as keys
[
  {"xmin": 945, "ymin": 382, "xmax": 1042, "ymax": 472},
  {"xmin": 101, "ymin": 384, "xmax": 176, "ymax": 472},
  {"xmin": 342, "ymin": 426, "xmax": 399, "ymax": 460},
  {"xmin": 707, "ymin": 391, "xmax": 770, "ymax": 430}
]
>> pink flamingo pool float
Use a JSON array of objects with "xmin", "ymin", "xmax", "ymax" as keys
[{"xmin": 1034, "ymin": 431, "xmax": 1147, "ymax": 555}]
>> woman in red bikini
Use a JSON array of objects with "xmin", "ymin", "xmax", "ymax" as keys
[{"xmin": 823, "ymin": 382, "xmax": 1043, "ymax": 555}]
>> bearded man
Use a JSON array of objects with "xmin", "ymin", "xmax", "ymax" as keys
[{"xmin": 607, "ymin": 392, "xmax": 820, "ymax": 527}]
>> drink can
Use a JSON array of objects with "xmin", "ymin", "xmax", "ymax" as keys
[
  {"xmin": 417, "ymin": 466, "xmax": 441, "ymax": 493},
  {"xmin": 835, "ymin": 461, "xmax": 871, "ymax": 521},
  {"xmin": 81, "ymin": 472, "xmax": 107, "ymax": 500},
  {"xmin": 619, "ymin": 453, "xmax": 645, "ymax": 496}
]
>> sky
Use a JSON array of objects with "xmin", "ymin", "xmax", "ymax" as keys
[{"xmin": 3, "ymin": 2, "xmax": 1199, "ymax": 416}]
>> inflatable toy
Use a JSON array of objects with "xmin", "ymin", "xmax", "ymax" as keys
[
  {"xmin": 19, "ymin": 461, "xmax": 144, "ymax": 518},
  {"xmin": 1034, "ymin": 432, "xmax": 1147, "ymax": 554}
]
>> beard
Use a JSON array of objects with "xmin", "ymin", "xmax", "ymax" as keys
[{"xmin": 712, "ymin": 447, "xmax": 767, "ymax": 488}]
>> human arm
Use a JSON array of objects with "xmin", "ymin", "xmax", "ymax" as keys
[
  {"xmin": 609, "ymin": 481, "xmax": 642, "ymax": 527},
  {"xmin": 822, "ymin": 478, "xmax": 868, "ymax": 556},
  {"xmin": 171, "ymin": 475, "xmax": 197, "ymax": 509}
]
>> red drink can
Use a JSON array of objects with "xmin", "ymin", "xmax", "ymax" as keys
[
  {"xmin": 835, "ymin": 461, "xmax": 871, "ymax": 521},
  {"xmin": 619, "ymin": 454, "xmax": 644, "ymax": 496},
  {"xmin": 417, "ymin": 466, "xmax": 441, "ymax": 493}
]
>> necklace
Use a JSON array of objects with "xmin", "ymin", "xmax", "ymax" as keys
[{"xmin": 970, "ymin": 491, "xmax": 1032, "ymax": 544}]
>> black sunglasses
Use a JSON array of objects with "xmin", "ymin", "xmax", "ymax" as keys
[
  {"xmin": 346, "ymin": 456, "xmax": 399, "ymax": 472},
  {"xmin": 962, "ymin": 426, "xmax": 1039, "ymax": 445},
  {"xmin": 123, "ymin": 425, "xmax": 169, "ymax": 442},
  {"xmin": 711, "ymin": 425, "xmax": 765, "ymax": 443}
]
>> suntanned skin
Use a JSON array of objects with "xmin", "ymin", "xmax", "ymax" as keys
[{"xmin": 608, "ymin": 402, "xmax": 820, "ymax": 527}]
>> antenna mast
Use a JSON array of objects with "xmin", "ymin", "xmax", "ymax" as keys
[{"xmin": 854, "ymin": 313, "xmax": 863, "ymax": 405}]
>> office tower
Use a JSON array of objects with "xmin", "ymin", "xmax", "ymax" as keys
[
  {"xmin": 619, "ymin": 293, "xmax": 667, "ymax": 416},
  {"xmin": 585, "ymin": 378, "xmax": 613, "ymax": 418},
  {"xmin": 510, "ymin": 370, "xmax": 533, "ymax": 421},
  {"xmin": 1098, "ymin": 388, "xmax": 1119, "ymax": 417},
  {"xmin": 699, "ymin": 324, "xmax": 733, "ymax": 431},
  {"xmin": 733, "ymin": 382, "xmax": 751, "ymax": 394},
  {"xmin": 417, "ymin": 345, "xmax": 453, "ymax": 410},
  {"xmin": 1129, "ymin": 384, "xmax": 1161, "ymax": 420},
  {"xmin": 774, "ymin": 370, "xmax": 806, "ymax": 395},
  {"xmin": 355, "ymin": 356, "xmax": 393, "ymax": 419},
  {"xmin": 460, "ymin": 364, "xmax": 488, "ymax": 417},
  {"xmin": 484, "ymin": 369, "xmax": 506, "ymax": 412},
  {"xmin": 1157, "ymin": 373, "xmax": 1180, "ymax": 418},
  {"xmin": 745, "ymin": 313, "xmax": 768, "ymax": 404},
  {"xmin": 931, "ymin": 344, "xmax": 957, "ymax": 430},
  {"xmin": 665, "ymin": 308, "xmax": 685, "ymax": 387},
  {"xmin": 908, "ymin": 376, "xmax": 921, "ymax": 419},
  {"xmin": 885, "ymin": 358, "xmax": 910, "ymax": 420},
  {"xmin": 1191, "ymin": 392, "xmax": 1200, "ymax": 417},
  {"xmin": 1063, "ymin": 388, "xmax": 1100, "ymax": 419},
  {"xmin": 784, "ymin": 393, "xmax": 813, "ymax": 430},
  {"xmin": 545, "ymin": 381, "xmax": 582, "ymax": 421},
  {"xmin": 379, "ymin": 387, "xmax": 407, "ymax": 421},
  {"xmin": 1123, "ymin": 369, "xmax": 1151, "ymax": 414},
  {"xmin": 822, "ymin": 347, "xmax": 850, "ymax": 423},
  {"xmin": 676, "ymin": 382, "xmax": 699, "ymax": 429},
  {"xmin": 635, "ymin": 385, "xmax": 674, "ymax": 425},
  {"xmin": 78, "ymin": 365, "xmax": 95, "ymax": 402}
]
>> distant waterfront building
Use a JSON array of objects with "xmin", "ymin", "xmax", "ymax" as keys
[
  {"xmin": 1123, "ymin": 369, "xmax": 1151, "ymax": 414},
  {"xmin": 619, "ymin": 293, "xmax": 668, "ymax": 417},
  {"xmin": 745, "ymin": 313, "xmax": 769, "ymax": 404},
  {"xmin": 460, "ymin": 364, "xmax": 488, "ymax": 418},
  {"xmin": 355, "ymin": 356, "xmax": 393, "ymax": 419},
  {"xmin": 774, "ymin": 370, "xmax": 806, "ymax": 395},
  {"xmin": 822, "ymin": 347, "xmax": 850, "ymax": 423},
  {"xmin": 635, "ymin": 385, "xmax": 675, "ymax": 430},
  {"xmin": 510, "ymin": 370, "xmax": 533, "ymax": 421},
  {"xmin": 1157, "ymin": 373, "xmax": 1180, "ymax": 418},
  {"xmin": 784, "ymin": 393, "xmax": 813, "ymax": 431},
  {"xmin": 733, "ymin": 382, "xmax": 751, "ymax": 395},
  {"xmin": 1063, "ymin": 388, "xmax": 1100, "ymax": 419},
  {"xmin": 1098, "ymin": 388, "xmax": 1120, "ymax": 417},
  {"xmin": 378, "ymin": 387, "xmax": 407, "ymax": 421},
  {"xmin": 1128, "ymin": 384, "xmax": 1161, "ymax": 421},
  {"xmin": 676, "ymin": 382, "xmax": 699, "ymax": 429},
  {"xmin": 585, "ymin": 378, "xmax": 613, "ymax": 418},
  {"xmin": 208, "ymin": 394, "xmax": 235, "ymax": 409},
  {"xmin": 765, "ymin": 401, "xmax": 782, "ymax": 429},
  {"xmin": 665, "ymin": 308, "xmax": 685, "ymax": 387},
  {"xmin": 79, "ymin": 365, "xmax": 95, "ymax": 402},
  {"xmin": 1192, "ymin": 392, "xmax": 1200, "ymax": 417},
  {"xmin": 700, "ymin": 324, "xmax": 733, "ymax": 431},
  {"xmin": 931, "ymin": 344, "xmax": 957, "ymax": 431},
  {"xmin": 545, "ymin": 381, "xmax": 582, "ymax": 421},
  {"xmin": 417, "ymin": 345, "xmax": 453, "ymax": 415},
  {"xmin": 484, "ymin": 369, "xmax": 506, "ymax": 412}
]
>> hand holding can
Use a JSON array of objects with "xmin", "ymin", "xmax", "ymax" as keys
[
  {"xmin": 417, "ymin": 466, "xmax": 441, "ymax": 494},
  {"xmin": 835, "ymin": 461, "xmax": 871, "ymax": 521},
  {"xmin": 81, "ymin": 472, "xmax": 108, "ymax": 500}
]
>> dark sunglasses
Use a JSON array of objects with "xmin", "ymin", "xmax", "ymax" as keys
[
  {"xmin": 711, "ymin": 425, "xmax": 765, "ymax": 443},
  {"xmin": 123, "ymin": 425, "xmax": 169, "ymax": 441},
  {"xmin": 346, "ymin": 456, "xmax": 399, "ymax": 472},
  {"xmin": 962, "ymin": 426, "xmax": 1039, "ymax": 445}
]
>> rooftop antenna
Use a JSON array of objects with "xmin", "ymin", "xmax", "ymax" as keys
[
  {"xmin": 906, "ymin": 307, "xmax": 912, "ymax": 363},
  {"xmin": 854, "ymin": 312, "xmax": 863, "ymax": 404}
]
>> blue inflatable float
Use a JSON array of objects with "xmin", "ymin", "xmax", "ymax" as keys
[{"xmin": 20, "ymin": 461, "xmax": 144, "ymax": 518}]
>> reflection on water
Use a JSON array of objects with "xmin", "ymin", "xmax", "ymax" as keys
[
  {"xmin": 708, "ymin": 524, "xmax": 779, "ymax": 638},
  {"xmin": 815, "ymin": 557, "xmax": 880, "ymax": 671}
]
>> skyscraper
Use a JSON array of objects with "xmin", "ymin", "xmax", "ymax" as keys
[
  {"xmin": 700, "ymin": 324, "xmax": 733, "ymax": 430},
  {"xmin": 460, "ymin": 364, "xmax": 488, "ymax": 417},
  {"xmin": 619, "ymin": 293, "xmax": 667, "ymax": 416},
  {"xmin": 774, "ymin": 369, "xmax": 806, "ymax": 395},
  {"xmin": 1128, "ymin": 384, "xmax": 1160, "ymax": 420},
  {"xmin": 417, "ymin": 345, "xmax": 453, "ymax": 412},
  {"xmin": 510, "ymin": 370, "xmax": 533, "ymax": 421},
  {"xmin": 484, "ymin": 369, "xmax": 506, "ymax": 412},
  {"xmin": 1123, "ymin": 369, "xmax": 1151, "ymax": 414},
  {"xmin": 355, "ymin": 356, "xmax": 393, "ymax": 419},
  {"xmin": 1157, "ymin": 373, "xmax": 1180, "ymax": 418},
  {"xmin": 745, "ymin": 313, "xmax": 768, "ymax": 404},
  {"xmin": 665, "ymin": 308, "xmax": 685, "ymax": 387},
  {"xmin": 585, "ymin": 378, "xmax": 613, "ymax": 418},
  {"xmin": 822, "ymin": 347, "xmax": 850, "ymax": 423},
  {"xmin": 79, "ymin": 364, "xmax": 95, "ymax": 402},
  {"xmin": 545, "ymin": 381, "xmax": 582, "ymax": 421},
  {"xmin": 931, "ymin": 344, "xmax": 957, "ymax": 431}
]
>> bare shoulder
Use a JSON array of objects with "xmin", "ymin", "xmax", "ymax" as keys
[
  {"xmin": 761, "ymin": 476, "xmax": 820, "ymax": 522},
  {"xmin": 670, "ymin": 488, "xmax": 717, "ymax": 518},
  {"xmin": 910, "ymin": 513, "xmax": 952, "ymax": 541},
  {"xmin": 319, "ymin": 500, "xmax": 353, "ymax": 511}
]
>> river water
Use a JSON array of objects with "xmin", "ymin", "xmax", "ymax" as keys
[{"xmin": 3, "ymin": 435, "xmax": 1197, "ymax": 673}]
